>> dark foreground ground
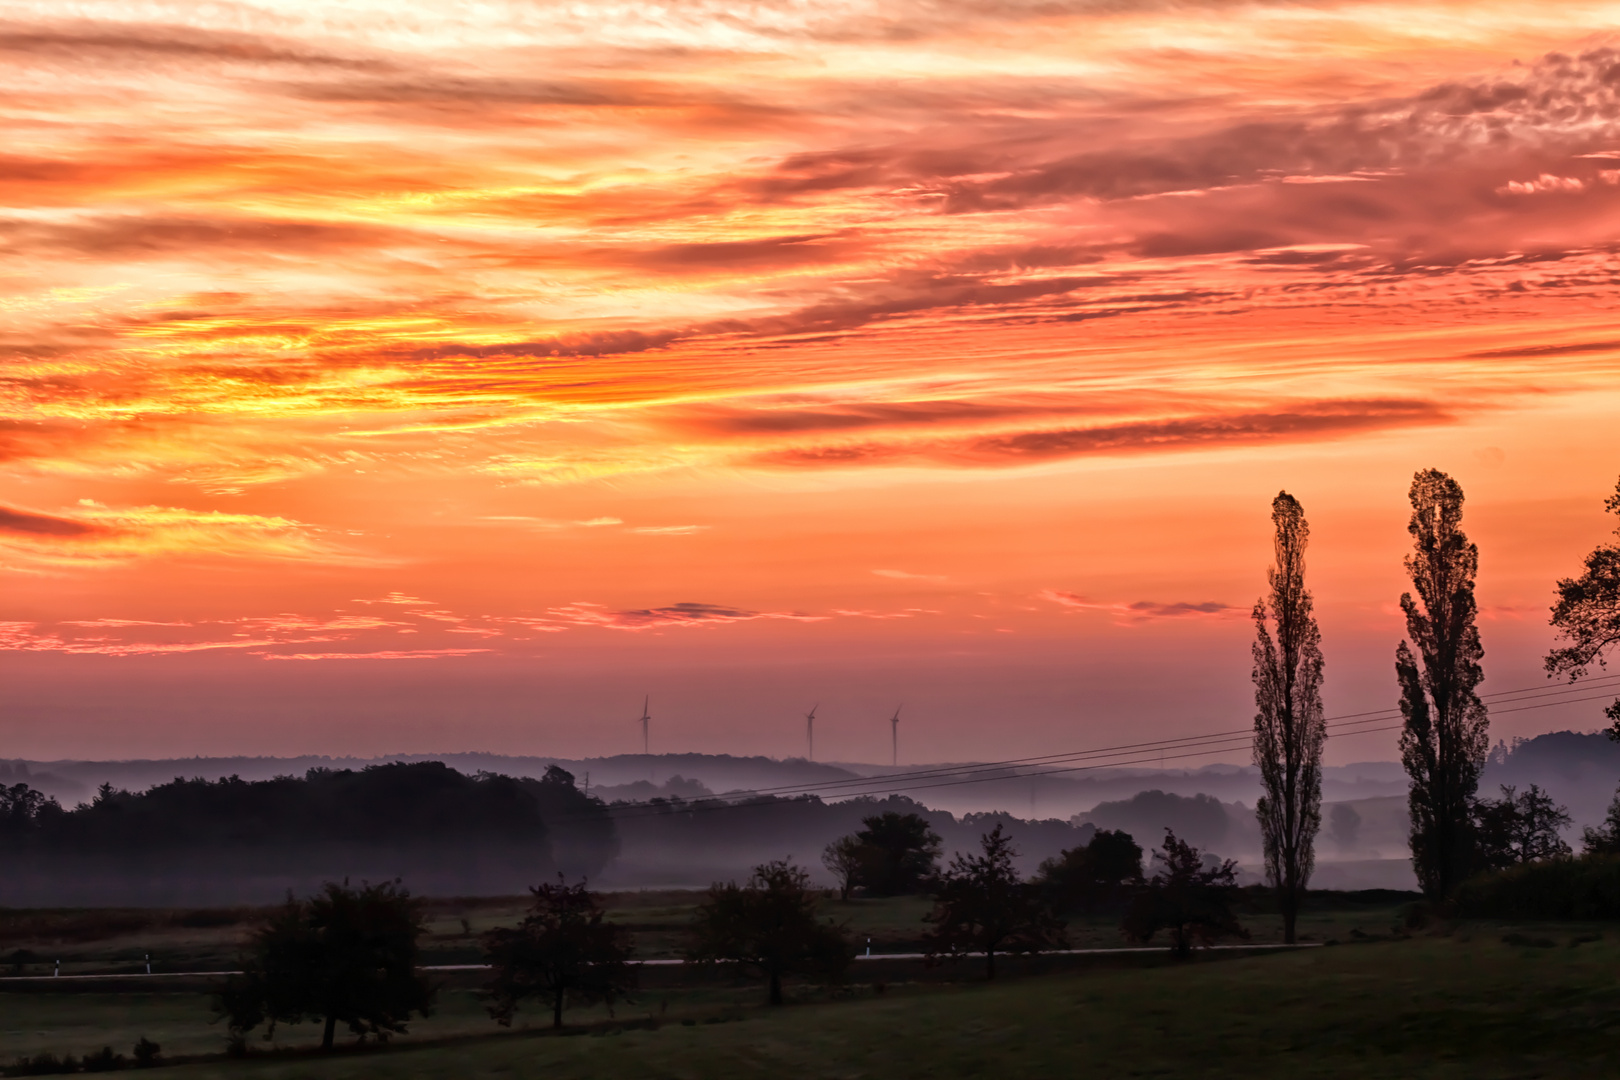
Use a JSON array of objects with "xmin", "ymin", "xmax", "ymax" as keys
[{"xmin": 4, "ymin": 893, "xmax": 1618, "ymax": 1078}]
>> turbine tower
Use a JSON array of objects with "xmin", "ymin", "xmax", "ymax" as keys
[
  {"xmin": 805, "ymin": 704, "xmax": 818, "ymax": 762},
  {"xmin": 890, "ymin": 705, "xmax": 902, "ymax": 767},
  {"xmin": 639, "ymin": 696, "xmax": 651, "ymax": 756}
]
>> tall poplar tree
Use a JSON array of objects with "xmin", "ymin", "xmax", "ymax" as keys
[
  {"xmin": 1251, "ymin": 491, "xmax": 1326, "ymax": 945},
  {"xmin": 1396, "ymin": 469, "xmax": 1489, "ymax": 900}
]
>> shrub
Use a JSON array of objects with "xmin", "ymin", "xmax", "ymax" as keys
[
  {"xmin": 1453, "ymin": 855, "xmax": 1620, "ymax": 919},
  {"xmin": 81, "ymin": 1047, "xmax": 126, "ymax": 1072}
]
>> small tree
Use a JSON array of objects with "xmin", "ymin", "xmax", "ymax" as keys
[
  {"xmin": 1397, "ymin": 469, "xmax": 1490, "ymax": 901},
  {"xmin": 1583, "ymin": 787, "xmax": 1620, "ymax": 854},
  {"xmin": 688, "ymin": 860, "xmax": 849, "ymax": 1005},
  {"xmin": 215, "ymin": 880, "xmax": 434, "ymax": 1051},
  {"xmin": 1035, "ymin": 829, "xmax": 1143, "ymax": 913},
  {"xmin": 852, "ymin": 812, "xmax": 942, "ymax": 895},
  {"xmin": 1251, "ymin": 491, "xmax": 1327, "ymax": 945},
  {"xmin": 1121, "ymin": 830, "xmax": 1247, "ymax": 959},
  {"xmin": 483, "ymin": 876, "xmax": 635, "ymax": 1029},
  {"xmin": 1547, "ymin": 475, "xmax": 1620, "ymax": 738},
  {"xmin": 1472, "ymin": 785, "xmax": 1572, "ymax": 869},
  {"xmin": 821, "ymin": 835, "xmax": 865, "ymax": 902},
  {"xmin": 923, "ymin": 824, "xmax": 1066, "ymax": 979}
]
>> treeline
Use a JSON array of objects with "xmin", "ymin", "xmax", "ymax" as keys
[
  {"xmin": 605, "ymin": 793, "xmax": 1092, "ymax": 887},
  {"xmin": 0, "ymin": 763, "xmax": 615, "ymax": 906},
  {"xmin": 0, "ymin": 765, "xmax": 1094, "ymax": 905}
]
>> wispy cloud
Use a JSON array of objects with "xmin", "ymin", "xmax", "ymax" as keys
[{"xmin": 1041, "ymin": 590, "xmax": 1241, "ymax": 624}]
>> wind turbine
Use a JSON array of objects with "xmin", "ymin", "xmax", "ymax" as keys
[
  {"xmin": 638, "ymin": 696, "xmax": 651, "ymax": 756},
  {"xmin": 890, "ymin": 705, "xmax": 902, "ymax": 767},
  {"xmin": 805, "ymin": 704, "xmax": 818, "ymax": 762}
]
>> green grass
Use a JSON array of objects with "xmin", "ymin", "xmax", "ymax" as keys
[{"xmin": 7, "ymin": 925, "xmax": 1620, "ymax": 1078}]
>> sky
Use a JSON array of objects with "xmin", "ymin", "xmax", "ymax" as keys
[{"xmin": 1, "ymin": 0, "xmax": 1618, "ymax": 765}]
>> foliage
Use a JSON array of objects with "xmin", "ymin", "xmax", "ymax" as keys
[
  {"xmin": 1546, "ymin": 475, "xmax": 1620, "ymax": 739},
  {"xmin": 1472, "ymin": 784, "xmax": 1572, "ymax": 869},
  {"xmin": 131, "ymin": 1039, "xmax": 160, "ymax": 1070},
  {"xmin": 483, "ymin": 876, "xmax": 636, "ymax": 1029},
  {"xmin": 1035, "ymin": 829, "xmax": 1143, "ymax": 913},
  {"xmin": 1396, "ymin": 469, "xmax": 1490, "ymax": 901},
  {"xmin": 1121, "ymin": 830, "xmax": 1247, "ymax": 958},
  {"xmin": 1583, "ymin": 787, "xmax": 1620, "ymax": 855},
  {"xmin": 0, "ymin": 783, "xmax": 61, "ymax": 840},
  {"xmin": 924, "ymin": 824, "xmax": 1067, "ymax": 978},
  {"xmin": 1083, "ymin": 790, "xmax": 1233, "ymax": 851},
  {"xmin": 688, "ymin": 860, "xmax": 850, "ymax": 1005},
  {"xmin": 215, "ymin": 880, "xmax": 435, "ymax": 1050},
  {"xmin": 821, "ymin": 811, "xmax": 942, "ymax": 900},
  {"xmin": 821, "ymin": 834, "xmax": 865, "ymax": 902},
  {"xmin": 1454, "ymin": 854, "xmax": 1620, "ymax": 919},
  {"xmin": 1250, "ymin": 490, "xmax": 1327, "ymax": 945}
]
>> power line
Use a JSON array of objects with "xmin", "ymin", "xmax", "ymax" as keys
[{"xmin": 579, "ymin": 673, "xmax": 1620, "ymax": 824}]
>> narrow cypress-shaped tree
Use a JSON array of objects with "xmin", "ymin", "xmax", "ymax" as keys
[
  {"xmin": 1251, "ymin": 491, "xmax": 1326, "ymax": 945},
  {"xmin": 1396, "ymin": 469, "xmax": 1490, "ymax": 900}
]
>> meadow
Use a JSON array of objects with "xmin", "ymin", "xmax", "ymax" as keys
[{"xmin": 6, "ymin": 891, "xmax": 1619, "ymax": 1077}]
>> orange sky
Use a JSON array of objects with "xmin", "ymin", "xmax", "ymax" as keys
[{"xmin": 1, "ymin": 0, "xmax": 1618, "ymax": 763}]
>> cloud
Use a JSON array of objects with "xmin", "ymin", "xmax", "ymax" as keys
[
  {"xmin": 0, "ymin": 501, "xmax": 369, "ymax": 567},
  {"xmin": 755, "ymin": 399, "xmax": 1453, "ymax": 469},
  {"xmin": 257, "ymin": 648, "xmax": 492, "ymax": 660},
  {"xmin": 628, "ymin": 525, "xmax": 708, "ymax": 535},
  {"xmin": 0, "ymin": 505, "xmax": 105, "ymax": 538},
  {"xmin": 540, "ymin": 601, "xmax": 826, "ymax": 630},
  {"xmin": 872, "ymin": 569, "xmax": 948, "ymax": 582},
  {"xmin": 1042, "ymin": 590, "xmax": 1240, "ymax": 624}
]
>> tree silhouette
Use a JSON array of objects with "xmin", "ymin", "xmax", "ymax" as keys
[
  {"xmin": 1472, "ymin": 785, "xmax": 1572, "ymax": 868},
  {"xmin": 852, "ymin": 812, "xmax": 942, "ymax": 895},
  {"xmin": 1121, "ymin": 830, "xmax": 1247, "ymax": 958},
  {"xmin": 821, "ymin": 835, "xmax": 865, "ymax": 902},
  {"xmin": 924, "ymin": 824, "xmax": 1066, "ymax": 979},
  {"xmin": 216, "ymin": 880, "xmax": 434, "ymax": 1051},
  {"xmin": 1396, "ymin": 469, "xmax": 1490, "ymax": 900},
  {"xmin": 1035, "ymin": 828, "xmax": 1143, "ymax": 913},
  {"xmin": 483, "ymin": 876, "xmax": 635, "ymax": 1029},
  {"xmin": 687, "ymin": 860, "xmax": 849, "ymax": 1006},
  {"xmin": 1547, "ymin": 475, "xmax": 1620, "ymax": 739},
  {"xmin": 1250, "ymin": 491, "xmax": 1326, "ymax": 945},
  {"xmin": 1582, "ymin": 787, "xmax": 1620, "ymax": 854}
]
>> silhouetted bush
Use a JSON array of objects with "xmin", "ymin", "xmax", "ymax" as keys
[
  {"xmin": 130, "ymin": 1039, "xmax": 160, "ymax": 1070},
  {"xmin": 3, "ymin": 1053, "xmax": 77, "ymax": 1076},
  {"xmin": 1454, "ymin": 855, "xmax": 1620, "ymax": 919},
  {"xmin": 80, "ymin": 1047, "xmax": 125, "ymax": 1072}
]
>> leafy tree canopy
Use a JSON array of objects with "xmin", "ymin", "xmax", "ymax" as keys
[
  {"xmin": 1121, "ymin": 830, "xmax": 1247, "ymax": 959},
  {"xmin": 215, "ymin": 880, "xmax": 435, "ymax": 1051},
  {"xmin": 924, "ymin": 824, "xmax": 1066, "ymax": 979},
  {"xmin": 688, "ymin": 860, "xmax": 849, "ymax": 1005},
  {"xmin": 1547, "ymin": 475, "xmax": 1620, "ymax": 738},
  {"xmin": 1036, "ymin": 828, "xmax": 1143, "ymax": 914},
  {"xmin": 484, "ymin": 876, "xmax": 635, "ymax": 1029},
  {"xmin": 1472, "ymin": 784, "xmax": 1572, "ymax": 870}
]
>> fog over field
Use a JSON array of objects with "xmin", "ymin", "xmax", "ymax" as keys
[{"xmin": 6, "ymin": 731, "xmax": 1613, "ymax": 899}]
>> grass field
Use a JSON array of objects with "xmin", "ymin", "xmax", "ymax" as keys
[{"xmin": 7, "ymin": 894, "xmax": 1620, "ymax": 1077}]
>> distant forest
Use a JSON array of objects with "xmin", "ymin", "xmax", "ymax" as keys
[
  {"xmin": 0, "ymin": 760, "xmax": 1096, "ymax": 905},
  {"xmin": 0, "ymin": 762, "xmax": 615, "ymax": 906}
]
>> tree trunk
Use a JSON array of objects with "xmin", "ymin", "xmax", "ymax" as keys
[
  {"xmin": 1281, "ymin": 895, "xmax": 1297, "ymax": 945},
  {"xmin": 768, "ymin": 970, "xmax": 783, "ymax": 1006},
  {"xmin": 321, "ymin": 1014, "xmax": 336, "ymax": 1051},
  {"xmin": 985, "ymin": 945, "xmax": 996, "ymax": 981},
  {"xmin": 554, "ymin": 988, "xmax": 564, "ymax": 1029}
]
